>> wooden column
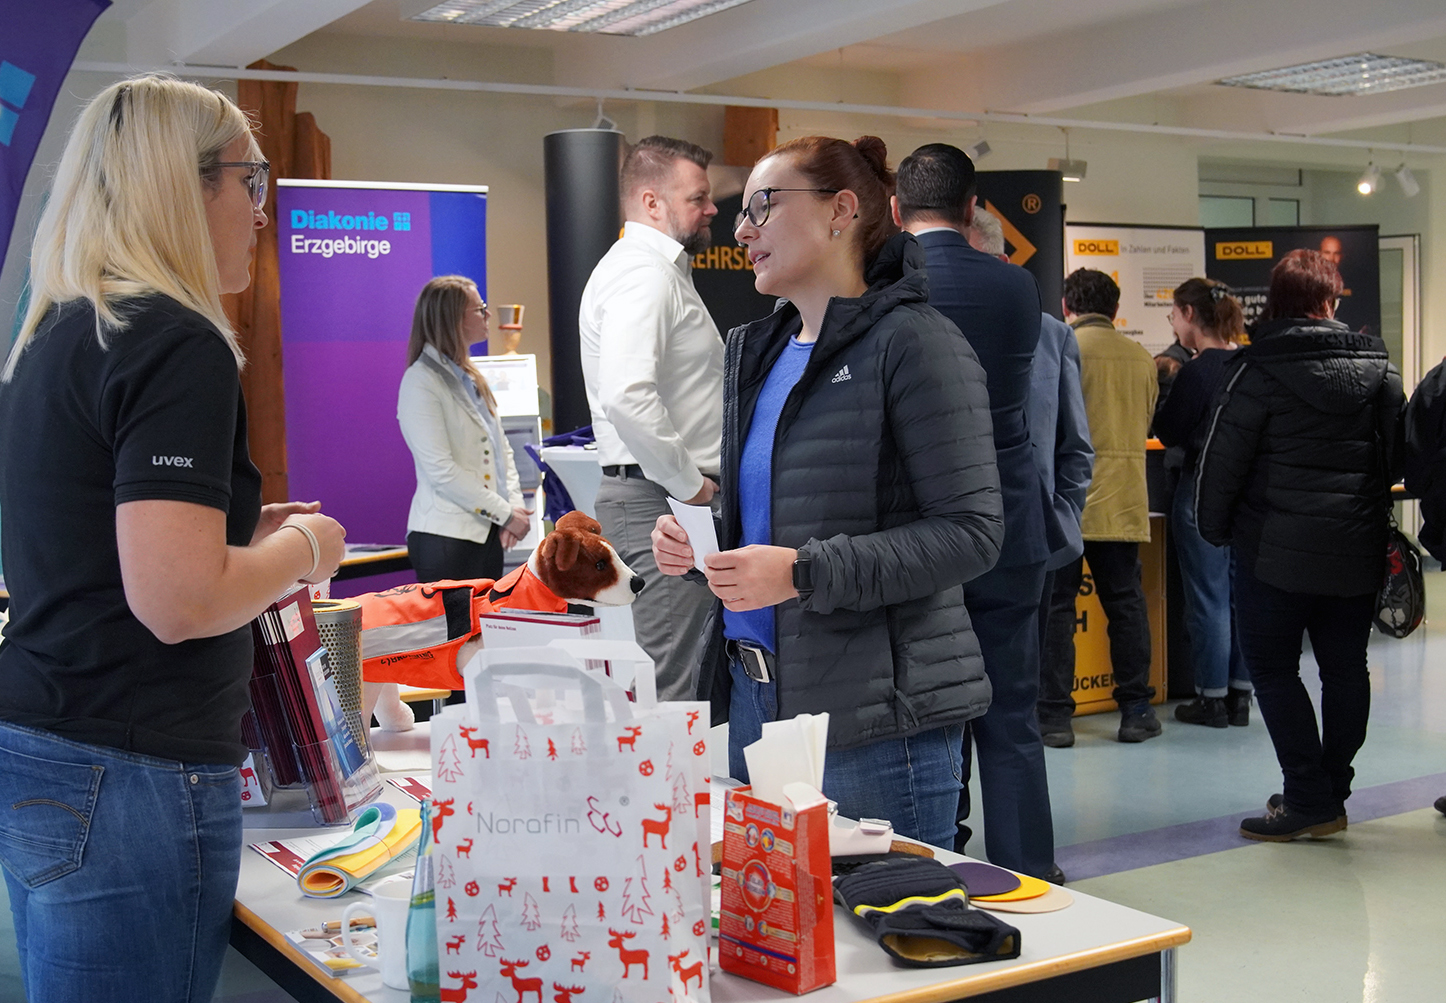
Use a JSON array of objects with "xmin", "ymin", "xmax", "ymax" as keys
[
  {"xmin": 723, "ymin": 106, "xmax": 777, "ymax": 166},
  {"xmin": 223, "ymin": 61, "xmax": 331, "ymax": 503}
]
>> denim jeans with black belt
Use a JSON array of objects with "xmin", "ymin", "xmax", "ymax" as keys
[
  {"xmin": 726, "ymin": 661, "xmax": 965, "ymax": 850},
  {"xmin": 0, "ymin": 721, "xmax": 241, "ymax": 1003}
]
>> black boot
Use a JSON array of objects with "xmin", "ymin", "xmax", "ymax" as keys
[
  {"xmin": 1174, "ymin": 696, "xmax": 1227, "ymax": 728},
  {"xmin": 1241, "ymin": 801, "xmax": 1346, "ymax": 841},
  {"xmin": 1224, "ymin": 688, "xmax": 1252, "ymax": 727}
]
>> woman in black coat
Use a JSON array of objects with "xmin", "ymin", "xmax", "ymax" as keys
[
  {"xmin": 1196, "ymin": 249, "xmax": 1404, "ymax": 842},
  {"xmin": 651, "ymin": 136, "xmax": 1003, "ymax": 848}
]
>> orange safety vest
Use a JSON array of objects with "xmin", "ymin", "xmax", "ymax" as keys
[{"xmin": 356, "ymin": 563, "xmax": 567, "ymax": 690}]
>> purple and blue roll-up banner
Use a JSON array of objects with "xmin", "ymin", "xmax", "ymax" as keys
[
  {"xmin": 276, "ymin": 180, "xmax": 488, "ymax": 554},
  {"xmin": 0, "ymin": 0, "xmax": 109, "ymax": 277}
]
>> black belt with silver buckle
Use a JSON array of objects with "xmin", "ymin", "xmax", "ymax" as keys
[
  {"xmin": 726, "ymin": 639, "xmax": 774, "ymax": 684},
  {"xmin": 601, "ymin": 464, "xmax": 646, "ymax": 479}
]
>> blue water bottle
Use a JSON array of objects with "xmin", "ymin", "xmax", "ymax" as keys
[{"xmin": 407, "ymin": 798, "xmax": 440, "ymax": 1002}]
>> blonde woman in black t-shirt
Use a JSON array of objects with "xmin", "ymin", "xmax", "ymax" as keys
[{"xmin": 0, "ymin": 75, "xmax": 345, "ymax": 1003}]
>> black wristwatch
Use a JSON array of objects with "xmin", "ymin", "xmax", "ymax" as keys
[{"xmin": 792, "ymin": 550, "xmax": 814, "ymax": 600}]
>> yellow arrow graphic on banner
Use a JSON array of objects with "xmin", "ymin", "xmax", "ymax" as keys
[{"xmin": 983, "ymin": 199, "xmax": 1038, "ymax": 267}]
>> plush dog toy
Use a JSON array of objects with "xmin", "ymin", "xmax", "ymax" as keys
[{"xmin": 358, "ymin": 511, "xmax": 641, "ymax": 730}]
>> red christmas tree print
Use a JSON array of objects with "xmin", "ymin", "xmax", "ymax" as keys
[
  {"xmin": 619, "ymin": 855, "xmax": 653, "ymax": 925},
  {"xmin": 560, "ymin": 904, "xmax": 581, "ymax": 942},
  {"xmin": 447, "ymin": 897, "xmax": 458, "ymax": 922},
  {"xmin": 571, "ymin": 729, "xmax": 586, "ymax": 755},
  {"xmin": 671, "ymin": 770, "xmax": 690, "ymax": 823},
  {"xmin": 476, "ymin": 904, "xmax": 504, "ymax": 958},
  {"xmin": 521, "ymin": 892, "xmax": 542, "ymax": 931},
  {"xmin": 437, "ymin": 734, "xmax": 465, "ymax": 783},
  {"xmin": 515, "ymin": 726, "xmax": 532, "ymax": 760},
  {"xmin": 438, "ymin": 856, "xmax": 456, "ymax": 890},
  {"xmin": 547, "ymin": 739, "xmax": 558, "ymax": 760}
]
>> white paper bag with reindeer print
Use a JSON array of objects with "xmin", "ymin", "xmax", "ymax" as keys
[{"xmin": 429, "ymin": 649, "xmax": 712, "ymax": 1003}]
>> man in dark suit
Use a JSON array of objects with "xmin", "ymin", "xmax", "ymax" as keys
[{"xmin": 893, "ymin": 144, "xmax": 1060, "ymax": 882}]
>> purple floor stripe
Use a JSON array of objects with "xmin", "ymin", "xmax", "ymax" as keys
[{"xmin": 1056, "ymin": 771, "xmax": 1446, "ymax": 882}]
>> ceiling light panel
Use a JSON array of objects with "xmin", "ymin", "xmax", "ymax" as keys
[
  {"xmin": 411, "ymin": 0, "xmax": 755, "ymax": 35},
  {"xmin": 1218, "ymin": 53, "xmax": 1446, "ymax": 96}
]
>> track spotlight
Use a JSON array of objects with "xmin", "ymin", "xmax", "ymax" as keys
[
  {"xmin": 964, "ymin": 140, "xmax": 991, "ymax": 162},
  {"xmin": 1357, "ymin": 163, "xmax": 1381, "ymax": 195},
  {"xmin": 1396, "ymin": 164, "xmax": 1421, "ymax": 198}
]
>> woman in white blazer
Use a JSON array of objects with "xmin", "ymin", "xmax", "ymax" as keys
[{"xmin": 398, "ymin": 275, "xmax": 529, "ymax": 582}]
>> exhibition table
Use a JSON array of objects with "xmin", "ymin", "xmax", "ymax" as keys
[
  {"xmin": 336, "ymin": 545, "xmax": 411, "ymax": 582},
  {"xmin": 232, "ymin": 728, "xmax": 1190, "ymax": 1003}
]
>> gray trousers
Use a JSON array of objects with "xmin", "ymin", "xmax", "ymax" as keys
[{"xmin": 594, "ymin": 473, "xmax": 716, "ymax": 702}]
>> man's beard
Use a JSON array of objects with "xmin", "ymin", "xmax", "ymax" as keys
[{"xmin": 678, "ymin": 225, "xmax": 712, "ymax": 256}]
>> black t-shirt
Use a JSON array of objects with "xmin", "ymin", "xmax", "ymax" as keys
[{"xmin": 0, "ymin": 295, "xmax": 262, "ymax": 765}]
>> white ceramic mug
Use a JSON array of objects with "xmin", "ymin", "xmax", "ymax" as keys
[{"xmin": 342, "ymin": 876, "xmax": 412, "ymax": 990}]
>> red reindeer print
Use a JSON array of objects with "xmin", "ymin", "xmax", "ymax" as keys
[
  {"xmin": 570, "ymin": 952, "xmax": 591, "ymax": 972},
  {"xmin": 456, "ymin": 838, "xmax": 474, "ymax": 859},
  {"xmin": 607, "ymin": 929, "xmax": 649, "ymax": 980},
  {"xmin": 640, "ymin": 803, "xmax": 671, "ymax": 849},
  {"xmin": 693, "ymin": 791, "xmax": 709, "ymax": 819},
  {"xmin": 617, "ymin": 726, "xmax": 643, "ymax": 752},
  {"xmin": 498, "ymin": 877, "xmax": 518, "ymax": 897},
  {"xmin": 240, "ymin": 764, "xmax": 258, "ymax": 787},
  {"xmin": 500, "ymin": 959, "xmax": 544, "ymax": 1003},
  {"xmin": 432, "ymin": 799, "xmax": 455, "ymax": 843},
  {"xmin": 686, "ymin": 710, "xmax": 700, "ymax": 734},
  {"xmin": 669, "ymin": 950, "xmax": 704, "ymax": 993},
  {"xmin": 441, "ymin": 971, "xmax": 479, "ymax": 1003},
  {"xmin": 553, "ymin": 984, "xmax": 584, "ymax": 1003},
  {"xmin": 458, "ymin": 726, "xmax": 492, "ymax": 759},
  {"xmin": 446, "ymin": 935, "xmax": 466, "ymax": 954}
]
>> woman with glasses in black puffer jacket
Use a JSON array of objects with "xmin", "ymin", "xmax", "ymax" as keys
[
  {"xmin": 650, "ymin": 135, "xmax": 1004, "ymax": 850},
  {"xmin": 1196, "ymin": 249, "xmax": 1404, "ymax": 843}
]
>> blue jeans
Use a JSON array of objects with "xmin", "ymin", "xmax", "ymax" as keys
[
  {"xmin": 1173, "ymin": 474, "xmax": 1251, "ymax": 696},
  {"xmin": 726, "ymin": 662, "xmax": 965, "ymax": 849},
  {"xmin": 0, "ymin": 721, "xmax": 242, "ymax": 1003}
]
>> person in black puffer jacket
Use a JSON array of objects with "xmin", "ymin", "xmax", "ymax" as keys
[
  {"xmin": 652, "ymin": 136, "xmax": 1003, "ymax": 849},
  {"xmin": 1196, "ymin": 249, "xmax": 1404, "ymax": 843}
]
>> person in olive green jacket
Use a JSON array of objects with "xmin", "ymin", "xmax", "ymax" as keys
[{"xmin": 1037, "ymin": 269, "xmax": 1161, "ymax": 746}]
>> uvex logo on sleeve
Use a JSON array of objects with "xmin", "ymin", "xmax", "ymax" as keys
[{"xmin": 152, "ymin": 455, "xmax": 195, "ymax": 467}]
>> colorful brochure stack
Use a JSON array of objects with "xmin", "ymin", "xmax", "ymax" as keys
[
  {"xmin": 249, "ymin": 585, "xmax": 383, "ymax": 824},
  {"xmin": 296, "ymin": 802, "xmax": 423, "ymax": 898}
]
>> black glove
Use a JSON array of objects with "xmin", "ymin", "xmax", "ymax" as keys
[{"xmin": 833, "ymin": 855, "xmax": 1021, "ymax": 967}]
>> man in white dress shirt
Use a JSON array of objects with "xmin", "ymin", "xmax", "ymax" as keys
[{"xmin": 579, "ymin": 136, "xmax": 724, "ymax": 701}]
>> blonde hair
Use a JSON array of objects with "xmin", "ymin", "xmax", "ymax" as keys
[
  {"xmin": 3, "ymin": 74, "xmax": 257, "ymax": 382},
  {"xmin": 408, "ymin": 275, "xmax": 498, "ymax": 414}
]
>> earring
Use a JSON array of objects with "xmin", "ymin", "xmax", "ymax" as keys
[{"xmin": 832, "ymin": 229, "xmax": 840, "ymax": 237}]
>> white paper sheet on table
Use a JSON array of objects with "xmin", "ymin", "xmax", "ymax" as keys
[{"xmin": 666, "ymin": 498, "xmax": 720, "ymax": 572}]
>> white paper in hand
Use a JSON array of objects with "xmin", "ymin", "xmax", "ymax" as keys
[{"xmin": 666, "ymin": 498, "xmax": 720, "ymax": 573}]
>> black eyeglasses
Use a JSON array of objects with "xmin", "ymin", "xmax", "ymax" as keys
[
  {"xmin": 214, "ymin": 160, "xmax": 271, "ymax": 208},
  {"xmin": 733, "ymin": 187, "xmax": 842, "ymax": 233}
]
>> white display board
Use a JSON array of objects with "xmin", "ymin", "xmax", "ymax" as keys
[
  {"xmin": 471, "ymin": 353, "xmax": 540, "ymax": 417},
  {"xmin": 1065, "ymin": 225, "xmax": 1205, "ymax": 356}
]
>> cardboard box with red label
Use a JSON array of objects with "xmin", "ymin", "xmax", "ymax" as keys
[{"xmin": 718, "ymin": 785, "xmax": 836, "ymax": 994}]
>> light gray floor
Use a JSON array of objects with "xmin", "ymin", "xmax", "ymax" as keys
[{"xmin": 2, "ymin": 573, "xmax": 1444, "ymax": 1001}]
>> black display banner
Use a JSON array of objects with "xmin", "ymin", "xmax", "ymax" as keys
[
  {"xmin": 975, "ymin": 170, "xmax": 1066, "ymax": 319},
  {"xmin": 1204, "ymin": 225, "xmax": 1380, "ymax": 337},
  {"xmin": 691, "ymin": 190, "xmax": 777, "ymax": 338}
]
